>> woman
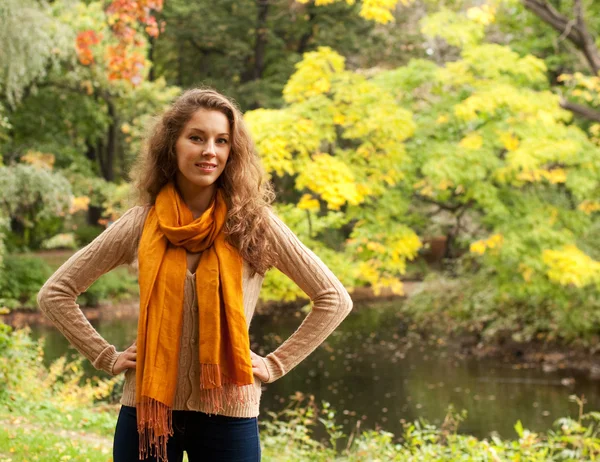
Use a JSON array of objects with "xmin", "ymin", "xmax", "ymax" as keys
[{"xmin": 37, "ymin": 88, "xmax": 353, "ymax": 462}]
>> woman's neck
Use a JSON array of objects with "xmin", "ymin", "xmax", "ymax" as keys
[{"xmin": 175, "ymin": 180, "xmax": 216, "ymax": 219}]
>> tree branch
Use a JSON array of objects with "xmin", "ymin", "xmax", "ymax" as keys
[
  {"xmin": 189, "ymin": 39, "xmax": 226, "ymax": 56},
  {"xmin": 521, "ymin": 0, "xmax": 600, "ymax": 74},
  {"xmin": 573, "ymin": 0, "xmax": 600, "ymax": 75},
  {"xmin": 559, "ymin": 97, "xmax": 600, "ymax": 123}
]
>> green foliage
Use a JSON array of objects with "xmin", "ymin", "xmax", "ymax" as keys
[
  {"xmin": 0, "ymin": 163, "xmax": 72, "ymax": 250},
  {"xmin": 0, "ymin": 255, "xmax": 52, "ymax": 309},
  {"xmin": 403, "ymin": 266, "xmax": 600, "ymax": 344},
  {"xmin": 41, "ymin": 233, "xmax": 78, "ymax": 250},
  {"xmin": 2, "ymin": 324, "xmax": 600, "ymax": 460},
  {"xmin": 247, "ymin": 46, "xmax": 421, "ymax": 296},
  {"xmin": 77, "ymin": 268, "xmax": 139, "ymax": 308},
  {"xmin": 0, "ymin": 0, "xmax": 74, "ymax": 107},
  {"xmin": 0, "ymin": 322, "xmax": 120, "ymax": 440},
  {"xmin": 73, "ymin": 224, "xmax": 103, "ymax": 247},
  {"xmin": 421, "ymin": 7, "xmax": 486, "ymax": 48},
  {"xmin": 260, "ymin": 392, "xmax": 600, "ymax": 461}
]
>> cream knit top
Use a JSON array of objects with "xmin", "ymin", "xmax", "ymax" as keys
[{"xmin": 37, "ymin": 205, "xmax": 353, "ymax": 418}]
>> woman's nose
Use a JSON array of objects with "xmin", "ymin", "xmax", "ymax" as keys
[{"xmin": 203, "ymin": 140, "xmax": 216, "ymax": 155}]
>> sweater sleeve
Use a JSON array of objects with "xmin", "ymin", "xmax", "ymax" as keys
[
  {"xmin": 260, "ymin": 209, "xmax": 353, "ymax": 384},
  {"xmin": 36, "ymin": 205, "xmax": 149, "ymax": 376}
]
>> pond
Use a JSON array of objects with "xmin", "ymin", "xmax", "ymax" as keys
[{"xmin": 27, "ymin": 299, "xmax": 600, "ymax": 441}]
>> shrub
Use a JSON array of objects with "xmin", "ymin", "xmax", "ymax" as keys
[
  {"xmin": 0, "ymin": 254, "xmax": 52, "ymax": 308},
  {"xmin": 78, "ymin": 268, "xmax": 138, "ymax": 307},
  {"xmin": 41, "ymin": 232, "xmax": 77, "ymax": 250},
  {"xmin": 73, "ymin": 224, "xmax": 103, "ymax": 247}
]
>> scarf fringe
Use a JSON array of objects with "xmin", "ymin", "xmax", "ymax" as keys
[
  {"xmin": 137, "ymin": 396, "xmax": 173, "ymax": 462},
  {"xmin": 199, "ymin": 363, "xmax": 258, "ymax": 414}
]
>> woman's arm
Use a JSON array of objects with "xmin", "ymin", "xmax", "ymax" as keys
[
  {"xmin": 258, "ymin": 210, "xmax": 353, "ymax": 383},
  {"xmin": 36, "ymin": 206, "xmax": 149, "ymax": 376}
]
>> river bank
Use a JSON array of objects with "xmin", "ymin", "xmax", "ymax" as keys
[{"xmin": 5, "ymin": 278, "xmax": 600, "ymax": 385}]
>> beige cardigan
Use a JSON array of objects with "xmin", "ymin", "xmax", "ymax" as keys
[{"xmin": 37, "ymin": 205, "xmax": 353, "ymax": 417}]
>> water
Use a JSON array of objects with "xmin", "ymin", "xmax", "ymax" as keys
[{"xmin": 26, "ymin": 300, "xmax": 599, "ymax": 441}]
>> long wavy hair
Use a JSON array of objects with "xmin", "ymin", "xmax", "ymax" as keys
[{"xmin": 129, "ymin": 87, "xmax": 278, "ymax": 277}]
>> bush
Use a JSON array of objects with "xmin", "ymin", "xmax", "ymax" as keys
[
  {"xmin": 41, "ymin": 232, "xmax": 77, "ymax": 250},
  {"xmin": 73, "ymin": 224, "xmax": 103, "ymax": 247},
  {"xmin": 0, "ymin": 254, "xmax": 52, "ymax": 308},
  {"xmin": 1, "ymin": 324, "xmax": 599, "ymax": 461},
  {"xmin": 402, "ymin": 268, "xmax": 600, "ymax": 346},
  {"xmin": 0, "ymin": 322, "xmax": 120, "ymax": 435},
  {"xmin": 78, "ymin": 268, "xmax": 138, "ymax": 307}
]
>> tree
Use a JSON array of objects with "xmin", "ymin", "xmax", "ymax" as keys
[
  {"xmin": 0, "ymin": 0, "xmax": 73, "ymax": 108},
  {"xmin": 0, "ymin": 162, "xmax": 73, "ymax": 249},
  {"xmin": 246, "ymin": 46, "xmax": 421, "ymax": 298}
]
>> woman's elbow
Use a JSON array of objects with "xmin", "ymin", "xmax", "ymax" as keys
[
  {"xmin": 338, "ymin": 287, "xmax": 353, "ymax": 316},
  {"xmin": 36, "ymin": 282, "xmax": 52, "ymax": 314}
]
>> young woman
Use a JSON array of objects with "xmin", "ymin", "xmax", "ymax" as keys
[{"xmin": 37, "ymin": 88, "xmax": 353, "ymax": 462}]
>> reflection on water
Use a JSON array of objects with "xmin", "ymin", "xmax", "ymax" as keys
[{"xmin": 28, "ymin": 300, "xmax": 599, "ymax": 440}]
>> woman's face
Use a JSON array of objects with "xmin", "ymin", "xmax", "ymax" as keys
[{"xmin": 174, "ymin": 108, "xmax": 231, "ymax": 195}]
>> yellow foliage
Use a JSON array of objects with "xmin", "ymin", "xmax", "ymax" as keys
[
  {"xmin": 466, "ymin": 4, "xmax": 496, "ymax": 25},
  {"xmin": 360, "ymin": 0, "xmax": 400, "ymax": 24},
  {"xmin": 366, "ymin": 241, "xmax": 387, "ymax": 254},
  {"xmin": 459, "ymin": 133, "xmax": 483, "ymax": 150},
  {"xmin": 21, "ymin": 151, "xmax": 55, "ymax": 169},
  {"xmin": 69, "ymin": 196, "xmax": 91, "ymax": 214},
  {"xmin": 437, "ymin": 178, "xmax": 454, "ymax": 190},
  {"xmin": 518, "ymin": 263, "xmax": 533, "ymax": 282},
  {"xmin": 391, "ymin": 232, "xmax": 422, "ymax": 263},
  {"xmin": 296, "ymin": 0, "xmax": 354, "ymax": 5},
  {"xmin": 297, "ymin": 0, "xmax": 412, "ymax": 24},
  {"xmin": 544, "ymin": 169, "xmax": 567, "ymax": 184},
  {"xmin": 297, "ymin": 194, "xmax": 320, "ymax": 211},
  {"xmin": 41, "ymin": 356, "xmax": 121, "ymax": 408},
  {"xmin": 295, "ymin": 153, "xmax": 365, "ymax": 210},
  {"xmin": 421, "ymin": 8, "xmax": 485, "ymax": 48},
  {"xmin": 244, "ymin": 108, "xmax": 309, "ymax": 177},
  {"xmin": 504, "ymin": 137, "xmax": 579, "ymax": 177},
  {"xmin": 578, "ymin": 200, "xmax": 600, "ymax": 215},
  {"xmin": 454, "ymin": 84, "xmax": 565, "ymax": 122},
  {"xmin": 333, "ymin": 113, "xmax": 346, "ymax": 125},
  {"xmin": 516, "ymin": 168, "xmax": 567, "ymax": 184},
  {"xmin": 498, "ymin": 131, "xmax": 519, "ymax": 151},
  {"xmin": 358, "ymin": 260, "xmax": 405, "ymax": 296},
  {"xmin": 470, "ymin": 233, "xmax": 503, "ymax": 255},
  {"xmin": 436, "ymin": 114, "xmax": 449, "ymax": 124},
  {"xmin": 283, "ymin": 47, "xmax": 345, "ymax": 103},
  {"xmin": 542, "ymin": 245, "xmax": 600, "ymax": 288}
]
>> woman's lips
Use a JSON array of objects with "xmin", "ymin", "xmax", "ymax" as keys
[{"xmin": 195, "ymin": 163, "xmax": 217, "ymax": 172}]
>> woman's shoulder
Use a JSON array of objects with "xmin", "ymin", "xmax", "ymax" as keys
[
  {"xmin": 112, "ymin": 204, "xmax": 152, "ymax": 230},
  {"xmin": 106, "ymin": 205, "xmax": 152, "ymax": 249}
]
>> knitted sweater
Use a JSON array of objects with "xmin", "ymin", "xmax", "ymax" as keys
[{"xmin": 36, "ymin": 205, "xmax": 353, "ymax": 418}]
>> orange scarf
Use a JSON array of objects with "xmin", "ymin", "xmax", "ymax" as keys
[{"xmin": 136, "ymin": 182, "xmax": 255, "ymax": 461}]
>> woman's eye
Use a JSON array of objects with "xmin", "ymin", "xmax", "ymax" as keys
[
  {"xmin": 218, "ymin": 138, "xmax": 229, "ymax": 144},
  {"xmin": 190, "ymin": 136, "xmax": 202, "ymax": 142}
]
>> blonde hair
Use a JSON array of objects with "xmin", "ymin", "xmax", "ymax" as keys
[{"xmin": 129, "ymin": 87, "xmax": 278, "ymax": 276}]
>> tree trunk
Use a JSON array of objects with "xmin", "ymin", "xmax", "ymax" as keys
[
  {"xmin": 87, "ymin": 205, "xmax": 103, "ymax": 226},
  {"xmin": 253, "ymin": 0, "xmax": 270, "ymax": 81},
  {"xmin": 297, "ymin": 10, "xmax": 316, "ymax": 54},
  {"xmin": 104, "ymin": 99, "xmax": 117, "ymax": 182},
  {"xmin": 148, "ymin": 35, "xmax": 155, "ymax": 82}
]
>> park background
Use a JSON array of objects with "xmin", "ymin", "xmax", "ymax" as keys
[{"xmin": 2, "ymin": 0, "xmax": 600, "ymax": 460}]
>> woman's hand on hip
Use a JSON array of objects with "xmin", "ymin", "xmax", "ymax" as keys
[
  {"xmin": 112, "ymin": 340, "xmax": 137, "ymax": 375},
  {"xmin": 250, "ymin": 350, "xmax": 269, "ymax": 382}
]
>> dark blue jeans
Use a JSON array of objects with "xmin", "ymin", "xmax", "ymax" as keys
[{"xmin": 113, "ymin": 405, "xmax": 261, "ymax": 462}]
